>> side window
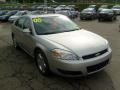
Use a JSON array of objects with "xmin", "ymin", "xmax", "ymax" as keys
[
  {"xmin": 71, "ymin": 8, "xmax": 74, "ymax": 11},
  {"xmin": 15, "ymin": 19, "xmax": 19, "ymax": 26},
  {"xmin": 15, "ymin": 17, "xmax": 26, "ymax": 29},
  {"xmin": 23, "ymin": 18, "xmax": 31, "ymax": 30},
  {"xmin": 22, "ymin": 12, "xmax": 27, "ymax": 15}
]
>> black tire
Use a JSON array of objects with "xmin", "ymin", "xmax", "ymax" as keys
[
  {"xmin": 114, "ymin": 16, "xmax": 117, "ymax": 20},
  {"xmin": 80, "ymin": 17, "xmax": 83, "ymax": 20},
  {"xmin": 98, "ymin": 18, "xmax": 102, "ymax": 22},
  {"xmin": 35, "ymin": 50, "xmax": 50, "ymax": 76},
  {"xmin": 91, "ymin": 16, "xmax": 94, "ymax": 20},
  {"xmin": 12, "ymin": 36, "xmax": 19, "ymax": 49}
]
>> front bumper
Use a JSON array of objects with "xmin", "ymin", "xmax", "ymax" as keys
[
  {"xmin": 49, "ymin": 48, "xmax": 112, "ymax": 77},
  {"xmin": 113, "ymin": 10, "xmax": 120, "ymax": 15},
  {"xmin": 8, "ymin": 19, "xmax": 15, "ymax": 23},
  {"xmin": 80, "ymin": 14, "xmax": 93, "ymax": 19},
  {"xmin": 98, "ymin": 15, "xmax": 113, "ymax": 20}
]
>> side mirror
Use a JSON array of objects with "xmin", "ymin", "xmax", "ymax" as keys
[{"xmin": 23, "ymin": 28, "xmax": 31, "ymax": 33}]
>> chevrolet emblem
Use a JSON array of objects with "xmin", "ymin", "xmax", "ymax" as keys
[{"xmin": 95, "ymin": 53, "xmax": 101, "ymax": 57}]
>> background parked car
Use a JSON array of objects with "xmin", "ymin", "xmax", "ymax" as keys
[
  {"xmin": 111, "ymin": 5, "xmax": 120, "ymax": 15},
  {"xmin": 0, "ymin": 10, "xmax": 9, "ymax": 16},
  {"xmin": 0, "ymin": 11, "xmax": 18, "ymax": 22},
  {"xmin": 88, "ymin": 5, "xmax": 98, "ymax": 11},
  {"xmin": 98, "ymin": 9, "xmax": 116, "ymax": 21},
  {"xmin": 98, "ymin": 5, "xmax": 108, "ymax": 12},
  {"xmin": 80, "ymin": 8, "xmax": 97, "ymax": 20},
  {"xmin": 8, "ymin": 11, "xmax": 29, "ymax": 23},
  {"xmin": 30, "ymin": 10, "xmax": 44, "ymax": 15},
  {"xmin": 55, "ymin": 10, "xmax": 74, "ymax": 19},
  {"xmin": 62, "ymin": 7, "xmax": 78, "ymax": 18}
]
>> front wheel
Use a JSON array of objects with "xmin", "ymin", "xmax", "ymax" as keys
[{"xmin": 35, "ymin": 50, "xmax": 50, "ymax": 76}]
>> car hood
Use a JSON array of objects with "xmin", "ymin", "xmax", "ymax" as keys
[
  {"xmin": 81, "ymin": 12, "xmax": 93, "ymax": 14},
  {"xmin": 41, "ymin": 29, "xmax": 108, "ymax": 57},
  {"xmin": 0, "ymin": 15, "xmax": 8, "ymax": 17},
  {"xmin": 99, "ymin": 12, "xmax": 107, "ymax": 14},
  {"xmin": 10, "ymin": 15, "xmax": 19, "ymax": 19}
]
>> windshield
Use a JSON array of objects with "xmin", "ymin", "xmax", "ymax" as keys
[
  {"xmin": 82, "ymin": 9, "xmax": 93, "ymax": 13},
  {"xmin": 6, "ymin": 11, "xmax": 14, "ymax": 15},
  {"xmin": 89, "ymin": 5, "xmax": 95, "ymax": 8},
  {"xmin": 100, "ymin": 5, "xmax": 108, "ymax": 8},
  {"xmin": 31, "ymin": 11, "xmax": 44, "ymax": 15},
  {"xmin": 33, "ymin": 16, "xmax": 79, "ymax": 35},
  {"xmin": 15, "ymin": 12, "xmax": 22, "ymax": 16},
  {"xmin": 15, "ymin": 12, "xmax": 24, "ymax": 16},
  {"xmin": 101, "ymin": 10, "xmax": 113, "ymax": 13}
]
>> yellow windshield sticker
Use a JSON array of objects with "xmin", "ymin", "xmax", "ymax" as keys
[{"xmin": 32, "ymin": 17, "xmax": 42, "ymax": 23}]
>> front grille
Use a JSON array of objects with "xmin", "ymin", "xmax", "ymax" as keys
[
  {"xmin": 87, "ymin": 59, "xmax": 109, "ymax": 73},
  {"xmin": 58, "ymin": 69, "xmax": 82, "ymax": 75},
  {"xmin": 82, "ymin": 49, "xmax": 108, "ymax": 60}
]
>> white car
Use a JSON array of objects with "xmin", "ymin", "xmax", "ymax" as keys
[
  {"xmin": 11, "ymin": 14, "xmax": 112, "ymax": 77},
  {"xmin": 112, "ymin": 5, "xmax": 120, "ymax": 15},
  {"xmin": 9, "ymin": 11, "xmax": 29, "ymax": 23}
]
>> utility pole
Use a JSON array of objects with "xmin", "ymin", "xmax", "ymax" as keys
[
  {"xmin": 44, "ymin": 0, "xmax": 47, "ymax": 13},
  {"xmin": 115, "ymin": 0, "xmax": 117, "ymax": 4}
]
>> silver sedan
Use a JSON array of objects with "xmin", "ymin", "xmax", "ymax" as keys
[{"xmin": 11, "ymin": 14, "xmax": 112, "ymax": 77}]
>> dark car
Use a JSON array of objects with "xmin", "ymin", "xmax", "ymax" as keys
[
  {"xmin": 0, "ymin": 10, "xmax": 9, "ymax": 16},
  {"xmin": 0, "ymin": 11, "xmax": 18, "ymax": 22},
  {"xmin": 98, "ymin": 5, "xmax": 108, "ymax": 12},
  {"xmin": 80, "ymin": 8, "xmax": 97, "ymax": 20},
  {"xmin": 98, "ymin": 9, "xmax": 116, "ymax": 21}
]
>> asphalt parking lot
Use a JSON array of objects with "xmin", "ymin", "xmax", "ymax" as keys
[{"xmin": 0, "ymin": 17, "xmax": 120, "ymax": 90}]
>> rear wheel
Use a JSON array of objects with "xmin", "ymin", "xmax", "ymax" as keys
[
  {"xmin": 35, "ymin": 50, "xmax": 50, "ymax": 76},
  {"xmin": 114, "ymin": 16, "xmax": 117, "ymax": 20}
]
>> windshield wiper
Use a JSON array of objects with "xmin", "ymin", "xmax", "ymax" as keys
[
  {"xmin": 40, "ymin": 32, "xmax": 58, "ymax": 35},
  {"xmin": 62, "ymin": 28, "xmax": 80, "ymax": 33}
]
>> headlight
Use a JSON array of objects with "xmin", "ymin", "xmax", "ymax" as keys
[
  {"xmin": 9, "ymin": 18, "xmax": 13, "ymax": 19},
  {"xmin": 51, "ymin": 49, "xmax": 80, "ymax": 60},
  {"xmin": 2, "ymin": 16, "xmax": 6, "ymax": 19},
  {"xmin": 108, "ymin": 13, "xmax": 113, "ymax": 15},
  {"xmin": 105, "ymin": 40, "xmax": 110, "ymax": 48}
]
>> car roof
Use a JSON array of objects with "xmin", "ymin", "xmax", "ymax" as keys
[
  {"xmin": 17, "ymin": 10, "xmax": 28, "ymax": 13},
  {"xmin": 113, "ymin": 5, "xmax": 120, "ymax": 7},
  {"xmin": 101, "ymin": 9, "xmax": 112, "ymax": 11},
  {"xmin": 84, "ymin": 8, "xmax": 95, "ymax": 11},
  {"xmin": 25, "ymin": 14, "xmax": 64, "ymax": 18}
]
